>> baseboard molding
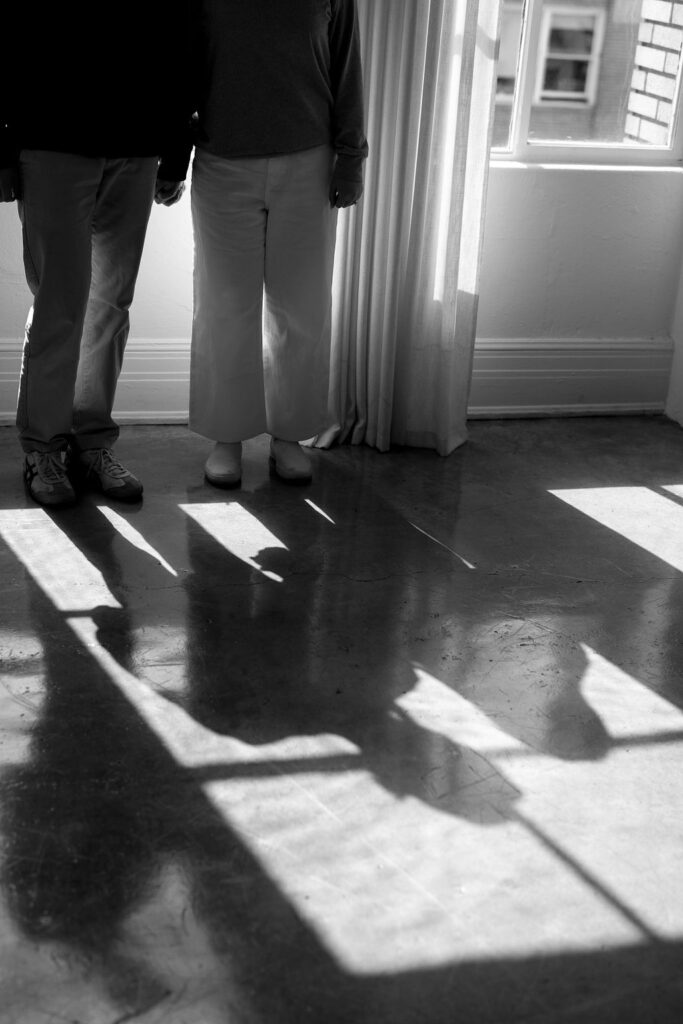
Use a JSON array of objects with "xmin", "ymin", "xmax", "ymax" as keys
[
  {"xmin": 0, "ymin": 337, "xmax": 191, "ymax": 426},
  {"xmin": 0, "ymin": 335, "xmax": 674, "ymax": 425},
  {"xmin": 110, "ymin": 338, "xmax": 190, "ymax": 423},
  {"xmin": 468, "ymin": 336, "xmax": 673, "ymax": 418},
  {"xmin": 0, "ymin": 338, "xmax": 20, "ymax": 425}
]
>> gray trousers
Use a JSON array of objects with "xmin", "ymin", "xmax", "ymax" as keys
[
  {"xmin": 17, "ymin": 151, "xmax": 158, "ymax": 453},
  {"xmin": 190, "ymin": 145, "xmax": 338, "ymax": 442}
]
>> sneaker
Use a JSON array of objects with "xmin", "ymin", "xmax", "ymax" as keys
[
  {"xmin": 76, "ymin": 448, "xmax": 143, "ymax": 501},
  {"xmin": 24, "ymin": 450, "xmax": 76, "ymax": 508},
  {"xmin": 204, "ymin": 442, "xmax": 242, "ymax": 488},
  {"xmin": 269, "ymin": 438, "xmax": 312, "ymax": 482}
]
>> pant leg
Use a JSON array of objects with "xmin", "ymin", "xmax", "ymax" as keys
[
  {"xmin": 190, "ymin": 149, "xmax": 268, "ymax": 442},
  {"xmin": 263, "ymin": 146, "xmax": 338, "ymax": 441},
  {"xmin": 72, "ymin": 156, "xmax": 158, "ymax": 451},
  {"xmin": 16, "ymin": 150, "xmax": 102, "ymax": 453}
]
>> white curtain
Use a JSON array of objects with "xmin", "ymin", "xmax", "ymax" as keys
[{"xmin": 318, "ymin": 0, "xmax": 501, "ymax": 456}]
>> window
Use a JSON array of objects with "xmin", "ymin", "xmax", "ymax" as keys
[
  {"xmin": 534, "ymin": 8, "xmax": 605, "ymax": 106},
  {"xmin": 493, "ymin": 0, "xmax": 683, "ymax": 159}
]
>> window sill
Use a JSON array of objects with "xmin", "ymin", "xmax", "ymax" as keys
[{"xmin": 490, "ymin": 143, "xmax": 683, "ymax": 167}]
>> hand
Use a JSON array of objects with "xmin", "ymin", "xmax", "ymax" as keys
[
  {"xmin": 0, "ymin": 166, "xmax": 20, "ymax": 203},
  {"xmin": 154, "ymin": 178, "xmax": 185, "ymax": 206},
  {"xmin": 329, "ymin": 172, "xmax": 363, "ymax": 209}
]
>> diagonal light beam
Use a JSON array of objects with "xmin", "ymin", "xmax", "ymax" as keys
[
  {"xmin": 97, "ymin": 505, "xmax": 178, "ymax": 576},
  {"xmin": 305, "ymin": 498, "xmax": 335, "ymax": 524}
]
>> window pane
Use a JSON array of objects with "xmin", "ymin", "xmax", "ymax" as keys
[
  {"xmin": 543, "ymin": 57, "xmax": 589, "ymax": 94},
  {"xmin": 549, "ymin": 17, "xmax": 596, "ymax": 55},
  {"xmin": 528, "ymin": 0, "xmax": 683, "ymax": 145}
]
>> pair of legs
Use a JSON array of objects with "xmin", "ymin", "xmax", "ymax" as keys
[
  {"xmin": 17, "ymin": 150, "xmax": 158, "ymax": 504},
  {"xmin": 190, "ymin": 145, "xmax": 338, "ymax": 485}
]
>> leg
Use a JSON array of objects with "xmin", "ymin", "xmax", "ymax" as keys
[
  {"xmin": 16, "ymin": 151, "xmax": 101, "ymax": 453},
  {"xmin": 190, "ymin": 149, "xmax": 268, "ymax": 442},
  {"xmin": 72, "ymin": 156, "xmax": 158, "ymax": 451},
  {"xmin": 263, "ymin": 146, "xmax": 338, "ymax": 441}
]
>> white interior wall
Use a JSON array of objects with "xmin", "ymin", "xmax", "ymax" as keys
[
  {"xmin": 2, "ymin": 164, "xmax": 683, "ymax": 425},
  {"xmin": 472, "ymin": 163, "xmax": 683, "ymax": 417},
  {"xmin": 665, "ymin": 240, "xmax": 683, "ymax": 426}
]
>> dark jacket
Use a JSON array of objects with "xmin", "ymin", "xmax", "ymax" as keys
[
  {"xmin": 0, "ymin": 1, "xmax": 193, "ymax": 180},
  {"xmin": 167, "ymin": 0, "xmax": 368, "ymax": 184}
]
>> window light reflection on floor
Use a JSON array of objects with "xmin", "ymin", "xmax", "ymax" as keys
[
  {"xmin": 409, "ymin": 521, "xmax": 476, "ymax": 568},
  {"xmin": 97, "ymin": 505, "xmax": 178, "ymax": 576},
  {"xmin": 304, "ymin": 498, "xmax": 335, "ymax": 524},
  {"xmin": 179, "ymin": 502, "xmax": 287, "ymax": 582}
]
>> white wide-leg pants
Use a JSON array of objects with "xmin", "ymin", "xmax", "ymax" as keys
[
  {"xmin": 17, "ymin": 151, "xmax": 158, "ymax": 453},
  {"xmin": 190, "ymin": 145, "xmax": 338, "ymax": 442}
]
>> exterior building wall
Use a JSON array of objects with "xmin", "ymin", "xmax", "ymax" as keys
[
  {"xmin": 625, "ymin": 0, "xmax": 683, "ymax": 144},
  {"xmin": 593, "ymin": 8, "xmax": 639, "ymax": 141}
]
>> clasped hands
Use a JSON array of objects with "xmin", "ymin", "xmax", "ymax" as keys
[{"xmin": 154, "ymin": 178, "xmax": 186, "ymax": 206}]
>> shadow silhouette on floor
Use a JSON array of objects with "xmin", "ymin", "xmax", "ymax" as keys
[
  {"xmin": 1, "ymin": 579, "xmax": 681, "ymax": 1023},
  {"xmin": 2, "ymin": 418, "xmax": 683, "ymax": 1020}
]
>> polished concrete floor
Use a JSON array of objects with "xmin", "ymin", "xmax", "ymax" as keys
[{"xmin": 1, "ymin": 416, "xmax": 683, "ymax": 1023}]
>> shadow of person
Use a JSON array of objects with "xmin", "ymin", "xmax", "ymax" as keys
[
  {"xmin": 0, "ymin": 591, "xmax": 180, "ymax": 953},
  {"xmin": 0, "ymin": 580, "xmax": 363, "ymax": 1022},
  {"xmin": 348, "ymin": 705, "xmax": 520, "ymax": 824},
  {"xmin": 179, "ymin": 491, "xmax": 521, "ymax": 826},
  {"xmin": 363, "ymin": 443, "xmax": 615, "ymax": 764},
  {"xmin": 445, "ymin": 627, "xmax": 613, "ymax": 762},
  {"xmin": 33, "ymin": 499, "xmax": 191, "ymax": 706}
]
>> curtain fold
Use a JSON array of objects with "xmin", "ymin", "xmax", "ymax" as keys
[{"xmin": 318, "ymin": 0, "xmax": 501, "ymax": 456}]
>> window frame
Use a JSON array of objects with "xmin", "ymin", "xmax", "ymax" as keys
[
  {"xmin": 496, "ymin": 1, "xmax": 524, "ymax": 106},
  {"xmin": 492, "ymin": 0, "xmax": 683, "ymax": 165}
]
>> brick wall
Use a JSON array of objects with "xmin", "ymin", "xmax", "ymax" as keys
[{"xmin": 625, "ymin": 0, "xmax": 683, "ymax": 144}]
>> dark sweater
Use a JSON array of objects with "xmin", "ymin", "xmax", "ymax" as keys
[
  {"xmin": 172, "ymin": 0, "xmax": 368, "ymax": 183},
  {"xmin": 0, "ymin": 2, "xmax": 192, "ymax": 177}
]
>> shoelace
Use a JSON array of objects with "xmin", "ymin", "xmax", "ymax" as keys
[
  {"xmin": 89, "ymin": 449, "xmax": 130, "ymax": 479},
  {"xmin": 34, "ymin": 452, "xmax": 67, "ymax": 483}
]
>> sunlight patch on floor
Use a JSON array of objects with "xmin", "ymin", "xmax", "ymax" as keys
[
  {"xmin": 0, "ymin": 509, "xmax": 121, "ymax": 612},
  {"xmin": 549, "ymin": 486, "xmax": 683, "ymax": 573},
  {"xmin": 578, "ymin": 643, "xmax": 683, "ymax": 742},
  {"xmin": 179, "ymin": 502, "xmax": 287, "ymax": 582}
]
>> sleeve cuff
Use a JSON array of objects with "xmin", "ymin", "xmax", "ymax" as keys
[{"xmin": 334, "ymin": 151, "xmax": 366, "ymax": 186}]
